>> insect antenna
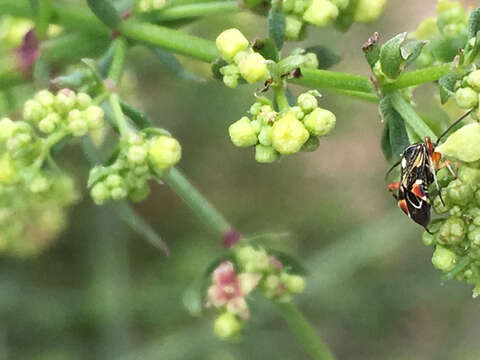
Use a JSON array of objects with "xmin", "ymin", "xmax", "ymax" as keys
[
  {"xmin": 385, "ymin": 159, "xmax": 402, "ymax": 181},
  {"xmin": 435, "ymin": 109, "xmax": 473, "ymax": 145}
]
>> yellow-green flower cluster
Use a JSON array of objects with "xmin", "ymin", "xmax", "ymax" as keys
[
  {"xmin": 23, "ymin": 89, "xmax": 104, "ymax": 138},
  {"xmin": 215, "ymin": 29, "xmax": 270, "ymax": 88},
  {"xmin": 449, "ymin": 70, "xmax": 480, "ymax": 117},
  {"xmin": 228, "ymin": 91, "xmax": 336, "ymax": 163},
  {"xmin": 410, "ymin": 0, "xmax": 468, "ymax": 67},
  {"xmin": 281, "ymin": 0, "xmax": 387, "ymax": 40},
  {"xmin": 422, "ymin": 155, "xmax": 480, "ymax": 296},
  {"xmin": 89, "ymin": 133, "xmax": 181, "ymax": 205},
  {"xmin": 208, "ymin": 244, "xmax": 305, "ymax": 340}
]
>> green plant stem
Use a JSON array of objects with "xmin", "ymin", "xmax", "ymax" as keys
[
  {"xmin": 162, "ymin": 167, "xmax": 231, "ymax": 235},
  {"xmin": 119, "ymin": 20, "xmax": 218, "ymax": 62},
  {"xmin": 109, "ymin": 93, "xmax": 130, "ymax": 138},
  {"xmin": 274, "ymin": 85, "xmax": 290, "ymax": 111},
  {"xmin": 34, "ymin": 0, "xmax": 52, "ymax": 39},
  {"xmin": 146, "ymin": 1, "xmax": 239, "ymax": 22},
  {"xmin": 275, "ymin": 301, "xmax": 335, "ymax": 360},
  {"xmin": 108, "ymin": 37, "xmax": 128, "ymax": 86},
  {"xmin": 0, "ymin": 67, "xmax": 25, "ymax": 90},
  {"xmin": 382, "ymin": 64, "xmax": 452, "ymax": 92}
]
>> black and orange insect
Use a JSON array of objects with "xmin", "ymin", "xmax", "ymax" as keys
[{"xmin": 387, "ymin": 110, "xmax": 472, "ymax": 230}]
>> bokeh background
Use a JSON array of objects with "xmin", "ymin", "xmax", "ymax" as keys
[{"xmin": 1, "ymin": 0, "xmax": 480, "ymax": 359}]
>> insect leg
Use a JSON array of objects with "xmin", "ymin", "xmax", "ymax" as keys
[{"xmin": 388, "ymin": 182, "xmax": 400, "ymax": 200}]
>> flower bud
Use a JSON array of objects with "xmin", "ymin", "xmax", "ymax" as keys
[
  {"xmin": 110, "ymin": 186, "xmax": 128, "ymax": 200},
  {"xmin": 281, "ymin": 273, "xmax": 305, "ymax": 293},
  {"xmin": 129, "ymin": 184, "xmax": 150, "ymax": 203},
  {"xmin": 84, "ymin": 106, "xmax": 104, "ymax": 130},
  {"xmin": 249, "ymin": 102, "xmax": 262, "ymax": 116},
  {"xmin": 283, "ymin": 0, "xmax": 295, "ymax": 12},
  {"xmin": 297, "ymin": 93, "xmax": 318, "ymax": 113},
  {"xmin": 228, "ymin": 117, "xmax": 258, "ymax": 147},
  {"xmin": 263, "ymin": 274, "xmax": 282, "ymax": 298},
  {"xmin": 255, "ymin": 144, "xmax": 279, "ymax": 163},
  {"xmin": 422, "ymin": 229, "xmax": 435, "ymax": 246},
  {"xmin": 235, "ymin": 246, "xmax": 270, "ymax": 273},
  {"xmin": 90, "ymin": 182, "xmax": 109, "ymax": 205},
  {"xmin": 148, "ymin": 135, "xmax": 182, "ymax": 170},
  {"xmin": 34, "ymin": 90, "xmax": 55, "ymax": 108},
  {"xmin": 128, "ymin": 145, "xmax": 148, "ymax": 165},
  {"xmin": 251, "ymin": 119, "xmax": 262, "ymax": 134},
  {"xmin": 301, "ymin": 136, "xmax": 320, "ymax": 152},
  {"xmin": 289, "ymin": 106, "xmax": 304, "ymax": 120},
  {"xmin": 29, "ymin": 176, "xmax": 50, "ymax": 193},
  {"xmin": 23, "ymin": 99, "xmax": 46, "ymax": 123},
  {"xmin": 353, "ymin": 0, "xmax": 387, "ymax": 23},
  {"xmin": 0, "ymin": 153, "xmax": 17, "ymax": 185},
  {"xmin": 0, "ymin": 118, "xmax": 16, "ymax": 140},
  {"xmin": 455, "ymin": 87, "xmax": 478, "ymax": 109},
  {"xmin": 214, "ymin": 312, "xmax": 242, "ymax": 340},
  {"xmin": 258, "ymin": 126, "xmax": 273, "ymax": 146},
  {"xmin": 238, "ymin": 53, "xmax": 268, "ymax": 84},
  {"xmin": 303, "ymin": 0, "xmax": 339, "ymax": 27},
  {"xmin": 447, "ymin": 179, "xmax": 473, "ymax": 206},
  {"xmin": 216, "ymin": 28, "xmax": 249, "ymax": 61},
  {"xmin": 105, "ymin": 174, "xmax": 123, "ymax": 189},
  {"xmin": 285, "ymin": 16, "xmax": 304, "ymax": 41},
  {"xmin": 468, "ymin": 227, "xmax": 480, "ymax": 246},
  {"xmin": 223, "ymin": 74, "xmax": 239, "ymax": 88},
  {"xmin": 436, "ymin": 123, "xmax": 480, "ymax": 162},
  {"xmin": 271, "ymin": 113, "xmax": 309, "ymax": 154},
  {"xmin": 68, "ymin": 119, "xmax": 88, "ymax": 137},
  {"xmin": 466, "ymin": 70, "xmax": 480, "ymax": 92},
  {"xmin": 303, "ymin": 53, "xmax": 319, "ymax": 69},
  {"xmin": 458, "ymin": 165, "xmax": 480, "ymax": 189},
  {"xmin": 411, "ymin": 17, "xmax": 438, "ymax": 40},
  {"xmin": 38, "ymin": 113, "xmax": 60, "ymax": 134},
  {"xmin": 76, "ymin": 92, "xmax": 92, "ymax": 110},
  {"xmin": 303, "ymin": 107, "xmax": 336, "ymax": 136},
  {"xmin": 437, "ymin": 216, "xmax": 466, "ymax": 245},
  {"xmin": 54, "ymin": 89, "xmax": 76, "ymax": 114},
  {"xmin": 432, "ymin": 246, "xmax": 457, "ymax": 272}
]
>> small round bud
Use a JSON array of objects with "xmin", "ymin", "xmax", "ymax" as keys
[
  {"xmin": 251, "ymin": 119, "xmax": 262, "ymax": 134},
  {"xmin": 303, "ymin": 53, "xmax": 319, "ymax": 69},
  {"xmin": 436, "ymin": 123, "xmax": 480, "ymax": 162},
  {"xmin": 228, "ymin": 117, "xmax": 258, "ymax": 147},
  {"xmin": 38, "ymin": 113, "xmax": 60, "ymax": 134},
  {"xmin": 455, "ymin": 87, "xmax": 478, "ymax": 109},
  {"xmin": 110, "ymin": 186, "xmax": 128, "ymax": 200},
  {"xmin": 303, "ymin": 108, "xmax": 336, "ymax": 136},
  {"xmin": 283, "ymin": 0, "xmax": 295, "ymax": 13},
  {"xmin": 281, "ymin": 273, "xmax": 305, "ymax": 294},
  {"xmin": 289, "ymin": 106, "xmax": 304, "ymax": 120},
  {"xmin": 353, "ymin": 0, "xmax": 387, "ymax": 23},
  {"xmin": 297, "ymin": 93, "xmax": 318, "ymax": 113},
  {"xmin": 76, "ymin": 93, "xmax": 92, "ymax": 110},
  {"xmin": 293, "ymin": 0, "xmax": 307, "ymax": 14},
  {"xmin": 238, "ymin": 53, "xmax": 268, "ymax": 84},
  {"xmin": 67, "ymin": 109, "xmax": 82, "ymax": 123},
  {"xmin": 216, "ymin": 28, "xmax": 249, "ymax": 61},
  {"xmin": 411, "ymin": 17, "xmax": 438, "ymax": 40},
  {"xmin": 303, "ymin": 0, "xmax": 339, "ymax": 27},
  {"xmin": 271, "ymin": 113, "xmax": 309, "ymax": 154},
  {"xmin": 0, "ymin": 154, "xmax": 17, "ymax": 185},
  {"xmin": 220, "ymin": 64, "xmax": 239, "ymax": 76},
  {"xmin": 29, "ymin": 176, "xmax": 49, "ymax": 193},
  {"xmin": 257, "ymin": 106, "xmax": 276, "ymax": 124},
  {"xmin": 127, "ymin": 145, "xmax": 148, "ymax": 164},
  {"xmin": 468, "ymin": 227, "xmax": 480, "ymax": 246},
  {"xmin": 105, "ymin": 174, "xmax": 123, "ymax": 188},
  {"xmin": 432, "ymin": 246, "xmax": 457, "ymax": 272},
  {"xmin": 233, "ymin": 51, "xmax": 248, "ymax": 65},
  {"xmin": 437, "ymin": 216, "xmax": 466, "ymax": 245},
  {"xmin": 458, "ymin": 165, "xmax": 480, "ymax": 189},
  {"xmin": 54, "ymin": 89, "xmax": 76, "ymax": 114},
  {"xmin": 68, "ymin": 119, "xmax": 88, "ymax": 137},
  {"xmin": 467, "ymin": 70, "xmax": 480, "ymax": 92},
  {"xmin": 255, "ymin": 144, "xmax": 279, "ymax": 163},
  {"xmin": 23, "ymin": 99, "xmax": 46, "ymax": 123},
  {"xmin": 263, "ymin": 274, "xmax": 281, "ymax": 298},
  {"xmin": 129, "ymin": 184, "xmax": 150, "ymax": 203},
  {"xmin": 258, "ymin": 126, "xmax": 273, "ymax": 146},
  {"xmin": 0, "ymin": 118, "xmax": 16, "ymax": 140},
  {"xmin": 422, "ymin": 229, "xmax": 435, "ymax": 246},
  {"xmin": 148, "ymin": 136, "xmax": 182, "ymax": 170},
  {"xmin": 84, "ymin": 106, "xmax": 104, "ymax": 130},
  {"xmin": 235, "ymin": 246, "xmax": 270, "ymax": 273},
  {"xmin": 34, "ymin": 90, "xmax": 55, "ymax": 108},
  {"xmin": 91, "ymin": 182, "xmax": 109, "ymax": 205},
  {"xmin": 249, "ymin": 102, "xmax": 262, "ymax": 116},
  {"xmin": 301, "ymin": 136, "xmax": 320, "ymax": 152},
  {"xmin": 432, "ymin": 194, "xmax": 450, "ymax": 214},
  {"xmin": 285, "ymin": 16, "xmax": 304, "ymax": 41},
  {"xmin": 447, "ymin": 179, "xmax": 473, "ymax": 206},
  {"xmin": 223, "ymin": 74, "xmax": 239, "ymax": 88},
  {"xmin": 214, "ymin": 312, "xmax": 242, "ymax": 340}
]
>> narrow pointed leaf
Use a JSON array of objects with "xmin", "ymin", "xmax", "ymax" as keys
[
  {"xmin": 87, "ymin": 0, "xmax": 121, "ymax": 30},
  {"xmin": 153, "ymin": 48, "xmax": 203, "ymax": 82},
  {"xmin": 252, "ymin": 38, "xmax": 279, "ymax": 62},
  {"xmin": 438, "ymin": 73, "xmax": 458, "ymax": 104},
  {"xmin": 468, "ymin": 7, "xmax": 480, "ymax": 40},
  {"xmin": 379, "ymin": 32, "xmax": 406, "ymax": 79},
  {"xmin": 306, "ymin": 45, "xmax": 341, "ymax": 69},
  {"xmin": 268, "ymin": 0, "xmax": 285, "ymax": 50},
  {"xmin": 401, "ymin": 40, "xmax": 428, "ymax": 69},
  {"xmin": 379, "ymin": 95, "xmax": 410, "ymax": 161}
]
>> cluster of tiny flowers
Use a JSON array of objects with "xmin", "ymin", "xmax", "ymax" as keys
[
  {"xmin": 451, "ymin": 70, "xmax": 480, "ymax": 117},
  {"xmin": 89, "ymin": 133, "xmax": 181, "ymax": 205},
  {"xmin": 0, "ymin": 115, "xmax": 77, "ymax": 256},
  {"xmin": 228, "ymin": 91, "xmax": 336, "ymax": 162},
  {"xmin": 135, "ymin": 0, "xmax": 166, "ymax": 12},
  {"xmin": 281, "ymin": 0, "xmax": 387, "ymax": 40},
  {"xmin": 410, "ymin": 0, "xmax": 468, "ymax": 68},
  {"xmin": 23, "ymin": 89, "xmax": 104, "ymax": 137},
  {"xmin": 215, "ymin": 29, "xmax": 270, "ymax": 88},
  {"xmin": 206, "ymin": 245, "xmax": 305, "ymax": 340}
]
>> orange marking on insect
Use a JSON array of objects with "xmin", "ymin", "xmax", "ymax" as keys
[
  {"xmin": 388, "ymin": 182, "xmax": 400, "ymax": 191},
  {"xmin": 411, "ymin": 182, "xmax": 426, "ymax": 199},
  {"xmin": 425, "ymin": 137, "xmax": 434, "ymax": 154},
  {"xmin": 432, "ymin": 151, "xmax": 441, "ymax": 168},
  {"xmin": 398, "ymin": 199, "xmax": 409, "ymax": 215}
]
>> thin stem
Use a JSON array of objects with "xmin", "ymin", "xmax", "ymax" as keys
[
  {"xmin": 275, "ymin": 301, "xmax": 335, "ymax": 360},
  {"xmin": 109, "ymin": 93, "xmax": 130, "ymax": 138},
  {"xmin": 34, "ymin": 0, "xmax": 52, "ymax": 39},
  {"xmin": 118, "ymin": 20, "xmax": 218, "ymax": 62},
  {"xmin": 108, "ymin": 37, "xmax": 128, "ymax": 86},
  {"xmin": 162, "ymin": 167, "xmax": 231, "ymax": 235},
  {"xmin": 382, "ymin": 64, "xmax": 452, "ymax": 92},
  {"xmin": 146, "ymin": 1, "xmax": 239, "ymax": 22},
  {"xmin": 274, "ymin": 84, "xmax": 290, "ymax": 111}
]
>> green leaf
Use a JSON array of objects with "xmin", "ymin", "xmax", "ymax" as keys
[
  {"xmin": 380, "ymin": 120, "xmax": 393, "ymax": 162},
  {"xmin": 268, "ymin": 0, "xmax": 286, "ymax": 50},
  {"xmin": 431, "ymin": 32, "xmax": 467, "ymax": 63},
  {"xmin": 401, "ymin": 40, "xmax": 428, "ymax": 69},
  {"xmin": 87, "ymin": 166, "xmax": 111, "ymax": 188},
  {"xmin": 86, "ymin": 0, "xmax": 121, "ymax": 30},
  {"xmin": 379, "ymin": 96, "xmax": 410, "ymax": 161},
  {"xmin": 120, "ymin": 101, "xmax": 154, "ymax": 129},
  {"xmin": 305, "ymin": 45, "xmax": 341, "ymax": 69},
  {"xmin": 267, "ymin": 249, "xmax": 308, "ymax": 275},
  {"xmin": 252, "ymin": 37, "xmax": 279, "ymax": 62},
  {"xmin": 277, "ymin": 54, "xmax": 305, "ymax": 76},
  {"xmin": 379, "ymin": 32, "xmax": 407, "ymax": 79},
  {"xmin": 141, "ymin": 127, "xmax": 172, "ymax": 137},
  {"xmin": 109, "ymin": 201, "xmax": 170, "ymax": 255},
  {"xmin": 468, "ymin": 7, "xmax": 480, "ymax": 40},
  {"xmin": 182, "ymin": 278, "xmax": 204, "ymax": 317},
  {"xmin": 33, "ymin": 55, "xmax": 50, "ymax": 89},
  {"xmin": 153, "ymin": 48, "xmax": 204, "ymax": 82},
  {"xmin": 362, "ymin": 32, "xmax": 380, "ymax": 69},
  {"xmin": 438, "ymin": 73, "xmax": 458, "ymax": 104},
  {"xmin": 211, "ymin": 57, "xmax": 228, "ymax": 81}
]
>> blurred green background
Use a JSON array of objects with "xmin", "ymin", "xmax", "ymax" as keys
[{"xmin": 2, "ymin": 0, "xmax": 480, "ymax": 359}]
